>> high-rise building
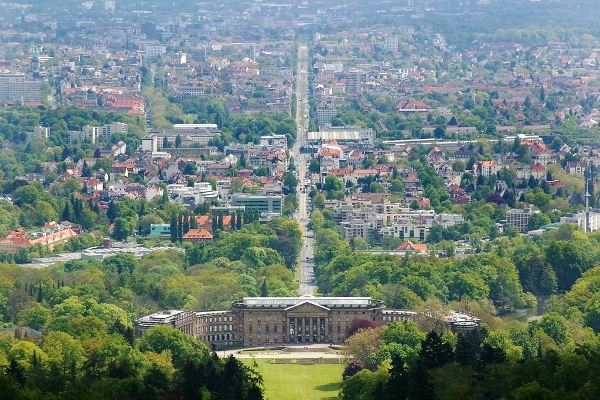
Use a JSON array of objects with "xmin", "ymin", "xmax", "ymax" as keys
[
  {"xmin": 384, "ymin": 36, "xmax": 398, "ymax": 52},
  {"xmin": 345, "ymin": 68, "xmax": 361, "ymax": 96},
  {"xmin": 0, "ymin": 73, "xmax": 41, "ymax": 103}
]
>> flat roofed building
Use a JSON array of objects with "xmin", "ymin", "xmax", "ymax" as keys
[
  {"xmin": 143, "ymin": 124, "xmax": 221, "ymax": 150},
  {"xmin": 506, "ymin": 208, "xmax": 539, "ymax": 233},
  {"xmin": 231, "ymin": 194, "xmax": 282, "ymax": 214},
  {"xmin": 307, "ymin": 126, "xmax": 375, "ymax": 145},
  {"xmin": 135, "ymin": 310, "xmax": 196, "ymax": 338},
  {"xmin": 0, "ymin": 72, "xmax": 41, "ymax": 102}
]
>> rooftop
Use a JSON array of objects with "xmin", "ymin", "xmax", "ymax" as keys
[{"xmin": 235, "ymin": 296, "xmax": 381, "ymax": 308}]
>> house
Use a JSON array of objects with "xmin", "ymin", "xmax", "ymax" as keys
[
  {"xmin": 0, "ymin": 226, "xmax": 78, "ymax": 254},
  {"xmin": 473, "ymin": 160, "xmax": 501, "ymax": 177},
  {"xmin": 528, "ymin": 164, "xmax": 545, "ymax": 180},
  {"xmin": 395, "ymin": 240, "xmax": 428, "ymax": 253},
  {"xmin": 182, "ymin": 228, "xmax": 213, "ymax": 243},
  {"xmin": 566, "ymin": 161, "xmax": 586, "ymax": 175},
  {"xmin": 395, "ymin": 100, "xmax": 432, "ymax": 113},
  {"xmin": 527, "ymin": 140, "xmax": 555, "ymax": 166}
]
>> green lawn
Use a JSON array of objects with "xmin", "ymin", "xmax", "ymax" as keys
[{"xmin": 242, "ymin": 359, "xmax": 344, "ymax": 400}]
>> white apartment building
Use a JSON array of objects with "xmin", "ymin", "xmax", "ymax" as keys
[
  {"xmin": 69, "ymin": 122, "xmax": 128, "ymax": 144},
  {"xmin": 143, "ymin": 44, "xmax": 167, "ymax": 59},
  {"xmin": 560, "ymin": 211, "xmax": 600, "ymax": 233},
  {"xmin": 333, "ymin": 203, "xmax": 463, "ymax": 243},
  {"xmin": 166, "ymin": 182, "xmax": 218, "ymax": 205},
  {"xmin": 142, "ymin": 124, "xmax": 221, "ymax": 151},
  {"xmin": 380, "ymin": 212, "xmax": 464, "ymax": 242},
  {"xmin": 0, "ymin": 72, "xmax": 41, "ymax": 102}
]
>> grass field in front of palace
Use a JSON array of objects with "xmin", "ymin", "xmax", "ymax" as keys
[{"xmin": 241, "ymin": 359, "xmax": 344, "ymax": 400}]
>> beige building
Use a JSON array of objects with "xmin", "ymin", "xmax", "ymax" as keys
[
  {"xmin": 506, "ymin": 208, "xmax": 539, "ymax": 233},
  {"xmin": 194, "ymin": 296, "xmax": 388, "ymax": 348},
  {"xmin": 136, "ymin": 296, "xmax": 480, "ymax": 349}
]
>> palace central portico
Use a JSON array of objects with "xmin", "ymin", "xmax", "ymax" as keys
[
  {"xmin": 217, "ymin": 296, "xmax": 391, "ymax": 347},
  {"xmin": 135, "ymin": 296, "xmax": 475, "ymax": 349}
]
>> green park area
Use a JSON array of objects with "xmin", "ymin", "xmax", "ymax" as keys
[{"xmin": 242, "ymin": 359, "xmax": 344, "ymax": 400}]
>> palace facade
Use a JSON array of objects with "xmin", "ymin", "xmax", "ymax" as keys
[{"xmin": 135, "ymin": 296, "xmax": 478, "ymax": 349}]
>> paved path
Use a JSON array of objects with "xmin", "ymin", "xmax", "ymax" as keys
[{"xmin": 223, "ymin": 344, "xmax": 345, "ymax": 359}]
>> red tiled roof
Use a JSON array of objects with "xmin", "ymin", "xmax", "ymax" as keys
[{"xmin": 395, "ymin": 240, "xmax": 428, "ymax": 252}]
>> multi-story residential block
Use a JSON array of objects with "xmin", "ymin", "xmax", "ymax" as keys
[
  {"xmin": 559, "ymin": 211, "xmax": 600, "ymax": 232},
  {"xmin": 345, "ymin": 68, "xmax": 361, "ymax": 96},
  {"xmin": 384, "ymin": 36, "xmax": 399, "ymax": 52},
  {"xmin": 143, "ymin": 44, "xmax": 167, "ymax": 58},
  {"xmin": 173, "ymin": 85, "xmax": 205, "ymax": 98},
  {"xmin": 142, "ymin": 124, "xmax": 221, "ymax": 151},
  {"xmin": 33, "ymin": 126, "xmax": 50, "ymax": 140},
  {"xmin": 506, "ymin": 208, "xmax": 539, "ymax": 233},
  {"xmin": 381, "ymin": 211, "xmax": 464, "ymax": 242},
  {"xmin": 0, "ymin": 72, "xmax": 41, "ymax": 102},
  {"xmin": 317, "ymin": 105, "xmax": 338, "ymax": 126},
  {"xmin": 69, "ymin": 122, "xmax": 128, "ymax": 144}
]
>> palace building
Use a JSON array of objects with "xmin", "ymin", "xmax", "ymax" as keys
[{"xmin": 135, "ymin": 296, "xmax": 479, "ymax": 349}]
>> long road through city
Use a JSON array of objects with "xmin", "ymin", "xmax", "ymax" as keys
[{"xmin": 292, "ymin": 41, "xmax": 316, "ymax": 296}]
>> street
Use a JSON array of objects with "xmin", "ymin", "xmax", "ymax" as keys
[{"xmin": 291, "ymin": 42, "xmax": 316, "ymax": 296}]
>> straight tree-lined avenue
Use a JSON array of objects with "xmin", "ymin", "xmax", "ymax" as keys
[{"xmin": 292, "ymin": 42, "xmax": 316, "ymax": 296}]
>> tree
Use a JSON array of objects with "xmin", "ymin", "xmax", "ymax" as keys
[
  {"xmin": 455, "ymin": 327, "xmax": 488, "ymax": 366},
  {"xmin": 309, "ymin": 158, "xmax": 320, "ymax": 174},
  {"xmin": 390, "ymin": 179, "xmax": 405, "ymax": 194},
  {"xmin": 139, "ymin": 325, "xmax": 208, "ymax": 369},
  {"xmin": 418, "ymin": 331, "xmax": 454, "ymax": 369},
  {"xmin": 324, "ymin": 175, "xmax": 343, "ymax": 192},
  {"xmin": 17, "ymin": 304, "xmax": 52, "ymax": 331},
  {"xmin": 346, "ymin": 319, "xmax": 381, "ymax": 338},
  {"xmin": 385, "ymin": 355, "xmax": 408, "ymax": 400},
  {"xmin": 138, "ymin": 214, "xmax": 164, "ymax": 236},
  {"xmin": 107, "ymin": 200, "xmax": 117, "ymax": 223},
  {"xmin": 343, "ymin": 359, "xmax": 366, "ymax": 380},
  {"xmin": 545, "ymin": 240, "xmax": 594, "ymax": 291},
  {"xmin": 312, "ymin": 193, "xmax": 325, "ymax": 208},
  {"xmin": 535, "ymin": 312, "xmax": 569, "ymax": 345},
  {"xmin": 5, "ymin": 359, "xmax": 26, "ymax": 387},
  {"xmin": 170, "ymin": 213, "xmax": 178, "ymax": 243},
  {"xmin": 343, "ymin": 326, "xmax": 383, "ymax": 371},
  {"xmin": 183, "ymin": 162, "xmax": 197, "ymax": 175},
  {"xmin": 527, "ymin": 212, "xmax": 551, "ymax": 231},
  {"xmin": 103, "ymin": 253, "xmax": 137, "ymax": 274},
  {"xmin": 112, "ymin": 217, "xmax": 134, "ymax": 241},
  {"xmin": 62, "ymin": 201, "xmax": 74, "ymax": 222},
  {"xmin": 434, "ymin": 126, "xmax": 446, "ymax": 139}
]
